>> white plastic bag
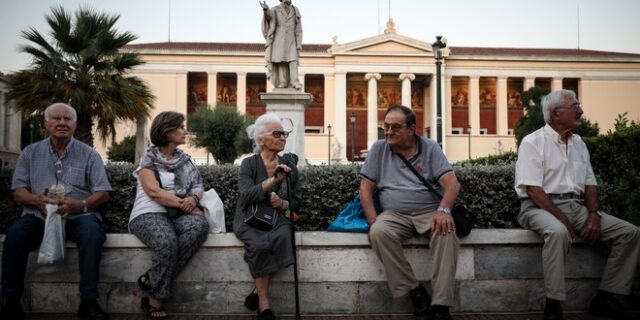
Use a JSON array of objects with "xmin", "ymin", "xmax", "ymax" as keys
[
  {"xmin": 37, "ymin": 204, "xmax": 66, "ymax": 264},
  {"xmin": 199, "ymin": 189, "xmax": 226, "ymax": 233}
]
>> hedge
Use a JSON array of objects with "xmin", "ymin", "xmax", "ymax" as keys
[{"xmin": 1, "ymin": 126, "xmax": 638, "ymax": 232}]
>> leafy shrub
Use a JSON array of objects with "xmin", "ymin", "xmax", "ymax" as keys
[
  {"xmin": 2, "ymin": 125, "xmax": 639, "ymax": 232},
  {"xmin": 107, "ymin": 135, "xmax": 136, "ymax": 163},
  {"xmin": 456, "ymin": 151, "xmax": 518, "ymax": 167},
  {"xmin": 585, "ymin": 124, "xmax": 640, "ymax": 225}
]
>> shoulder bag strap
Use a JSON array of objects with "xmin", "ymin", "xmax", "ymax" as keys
[{"xmin": 396, "ymin": 154, "xmax": 443, "ymax": 201}]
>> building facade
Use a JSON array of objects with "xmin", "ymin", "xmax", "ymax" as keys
[
  {"xmin": 0, "ymin": 79, "xmax": 22, "ymax": 169},
  {"xmin": 98, "ymin": 27, "xmax": 640, "ymax": 163}
]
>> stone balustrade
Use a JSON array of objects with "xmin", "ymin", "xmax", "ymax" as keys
[{"xmin": 1, "ymin": 229, "xmax": 637, "ymax": 314}]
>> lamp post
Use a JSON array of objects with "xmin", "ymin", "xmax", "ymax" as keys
[
  {"xmin": 350, "ymin": 112, "xmax": 356, "ymax": 161},
  {"xmin": 327, "ymin": 124, "xmax": 332, "ymax": 166},
  {"xmin": 432, "ymin": 35, "xmax": 447, "ymax": 147},
  {"xmin": 467, "ymin": 125, "xmax": 472, "ymax": 160}
]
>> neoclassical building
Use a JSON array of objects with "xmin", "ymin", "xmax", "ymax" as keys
[
  {"xmin": 0, "ymin": 78, "xmax": 22, "ymax": 169},
  {"xmin": 99, "ymin": 24, "xmax": 640, "ymax": 163}
]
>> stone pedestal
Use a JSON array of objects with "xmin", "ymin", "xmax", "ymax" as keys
[{"xmin": 260, "ymin": 89, "xmax": 312, "ymax": 165}]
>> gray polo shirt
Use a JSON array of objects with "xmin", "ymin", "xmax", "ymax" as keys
[
  {"xmin": 360, "ymin": 136, "xmax": 452, "ymax": 214},
  {"xmin": 11, "ymin": 137, "xmax": 112, "ymax": 220}
]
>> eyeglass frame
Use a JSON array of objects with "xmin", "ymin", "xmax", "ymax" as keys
[
  {"xmin": 555, "ymin": 102, "xmax": 582, "ymax": 111},
  {"xmin": 383, "ymin": 122, "xmax": 412, "ymax": 132},
  {"xmin": 269, "ymin": 130, "xmax": 290, "ymax": 139}
]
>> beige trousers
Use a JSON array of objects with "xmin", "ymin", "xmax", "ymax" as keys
[
  {"xmin": 369, "ymin": 210, "xmax": 459, "ymax": 306},
  {"xmin": 518, "ymin": 199, "xmax": 640, "ymax": 301}
]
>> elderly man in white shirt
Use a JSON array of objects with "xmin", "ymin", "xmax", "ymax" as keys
[{"xmin": 515, "ymin": 89, "xmax": 640, "ymax": 320}]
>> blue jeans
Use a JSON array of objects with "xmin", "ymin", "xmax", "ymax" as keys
[{"xmin": 2, "ymin": 214, "xmax": 106, "ymax": 300}]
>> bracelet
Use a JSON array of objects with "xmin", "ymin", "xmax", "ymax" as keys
[{"xmin": 192, "ymin": 194, "xmax": 200, "ymax": 203}]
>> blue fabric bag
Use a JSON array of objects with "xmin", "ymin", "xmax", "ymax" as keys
[{"xmin": 327, "ymin": 191, "xmax": 382, "ymax": 233}]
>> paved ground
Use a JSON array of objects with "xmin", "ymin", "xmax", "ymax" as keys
[{"xmin": 23, "ymin": 312, "xmax": 638, "ymax": 320}]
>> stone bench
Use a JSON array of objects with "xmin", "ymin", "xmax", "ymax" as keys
[{"xmin": 1, "ymin": 229, "xmax": 637, "ymax": 314}]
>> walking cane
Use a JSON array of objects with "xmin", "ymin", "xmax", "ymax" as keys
[{"xmin": 282, "ymin": 153, "xmax": 301, "ymax": 320}]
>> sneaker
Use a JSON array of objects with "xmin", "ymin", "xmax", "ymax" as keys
[
  {"xmin": 429, "ymin": 305, "xmax": 452, "ymax": 320},
  {"xmin": 1, "ymin": 299, "xmax": 25, "ymax": 320},
  {"xmin": 588, "ymin": 291, "xmax": 635, "ymax": 320},
  {"xmin": 408, "ymin": 284, "xmax": 431, "ymax": 320},
  {"xmin": 544, "ymin": 298, "xmax": 563, "ymax": 320},
  {"xmin": 77, "ymin": 299, "xmax": 109, "ymax": 320}
]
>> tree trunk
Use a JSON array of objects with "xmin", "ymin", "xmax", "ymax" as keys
[{"xmin": 74, "ymin": 111, "xmax": 94, "ymax": 147}]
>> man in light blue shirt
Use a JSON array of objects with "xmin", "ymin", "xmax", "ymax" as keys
[{"xmin": 2, "ymin": 103, "xmax": 112, "ymax": 320}]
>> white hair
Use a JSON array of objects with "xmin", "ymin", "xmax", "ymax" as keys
[
  {"xmin": 44, "ymin": 102, "xmax": 77, "ymax": 122},
  {"xmin": 246, "ymin": 113, "xmax": 283, "ymax": 153},
  {"xmin": 542, "ymin": 89, "xmax": 576, "ymax": 124}
]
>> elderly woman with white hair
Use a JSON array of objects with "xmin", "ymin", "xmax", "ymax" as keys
[{"xmin": 233, "ymin": 113, "xmax": 302, "ymax": 320}]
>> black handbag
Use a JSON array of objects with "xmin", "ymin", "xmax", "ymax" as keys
[
  {"xmin": 397, "ymin": 155, "xmax": 472, "ymax": 237},
  {"xmin": 244, "ymin": 203, "xmax": 278, "ymax": 231}
]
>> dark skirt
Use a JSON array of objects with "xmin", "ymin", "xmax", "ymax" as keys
[{"xmin": 233, "ymin": 213, "xmax": 295, "ymax": 278}]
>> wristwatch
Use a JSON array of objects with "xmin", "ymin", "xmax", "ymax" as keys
[
  {"xmin": 82, "ymin": 200, "xmax": 88, "ymax": 213},
  {"xmin": 437, "ymin": 207, "xmax": 452, "ymax": 216}
]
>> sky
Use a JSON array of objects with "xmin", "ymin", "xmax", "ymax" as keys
[{"xmin": 1, "ymin": 0, "xmax": 640, "ymax": 73}]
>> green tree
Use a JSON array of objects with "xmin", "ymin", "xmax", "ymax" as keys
[
  {"xmin": 107, "ymin": 135, "xmax": 136, "ymax": 163},
  {"xmin": 514, "ymin": 87, "xmax": 598, "ymax": 146},
  {"xmin": 188, "ymin": 105, "xmax": 254, "ymax": 164},
  {"xmin": 6, "ymin": 6, "xmax": 154, "ymax": 146}
]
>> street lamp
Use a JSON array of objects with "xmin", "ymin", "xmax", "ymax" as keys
[
  {"xmin": 350, "ymin": 112, "xmax": 356, "ymax": 161},
  {"xmin": 327, "ymin": 124, "xmax": 332, "ymax": 166},
  {"xmin": 432, "ymin": 35, "xmax": 447, "ymax": 147}
]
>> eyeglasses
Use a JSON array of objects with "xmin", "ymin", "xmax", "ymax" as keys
[
  {"xmin": 270, "ymin": 130, "xmax": 290, "ymax": 138},
  {"xmin": 383, "ymin": 123, "xmax": 407, "ymax": 132},
  {"xmin": 555, "ymin": 102, "xmax": 582, "ymax": 111}
]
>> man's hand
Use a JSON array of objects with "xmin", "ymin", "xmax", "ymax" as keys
[
  {"xmin": 37, "ymin": 188, "xmax": 59, "ymax": 214},
  {"xmin": 57, "ymin": 198, "xmax": 83, "ymax": 217},
  {"xmin": 259, "ymin": 1, "xmax": 268, "ymax": 10},
  {"xmin": 579, "ymin": 212, "xmax": 601, "ymax": 245},
  {"xmin": 555, "ymin": 213, "xmax": 576, "ymax": 239},
  {"xmin": 432, "ymin": 211, "xmax": 455, "ymax": 235}
]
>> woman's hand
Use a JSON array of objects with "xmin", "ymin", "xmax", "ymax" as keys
[
  {"xmin": 179, "ymin": 196, "xmax": 198, "ymax": 214},
  {"xmin": 272, "ymin": 164, "xmax": 291, "ymax": 183},
  {"xmin": 269, "ymin": 192, "xmax": 284, "ymax": 209}
]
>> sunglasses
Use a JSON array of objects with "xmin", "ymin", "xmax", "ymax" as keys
[{"xmin": 270, "ymin": 130, "xmax": 290, "ymax": 138}]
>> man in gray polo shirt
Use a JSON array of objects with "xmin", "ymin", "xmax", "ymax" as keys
[
  {"xmin": 1, "ymin": 103, "xmax": 112, "ymax": 320},
  {"xmin": 360, "ymin": 104, "xmax": 461, "ymax": 320}
]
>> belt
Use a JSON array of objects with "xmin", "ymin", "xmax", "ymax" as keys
[
  {"xmin": 548, "ymin": 193, "xmax": 582, "ymax": 200},
  {"xmin": 520, "ymin": 193, "xmax": 582, "ymax": 201}
]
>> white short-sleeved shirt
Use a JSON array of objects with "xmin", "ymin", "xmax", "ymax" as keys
[
  {"xmin": 129, "ymin": 167, "xmax": 176, "ymax": 224},
  {"xmin": 514, "ymin": 124, "xmax": 597, "ymax": 198}
]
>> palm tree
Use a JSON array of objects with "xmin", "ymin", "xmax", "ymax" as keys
[{"xmin": 6, "ymin": 6, "xmax": 154, "ymax": 146}]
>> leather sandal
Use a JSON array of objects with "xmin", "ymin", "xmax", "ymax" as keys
[
  {"xmin": 141, "ymin": 297, "xmax": 167, "ymax": 320},
  {"xmin": 137, "ymin": 269, "xmax": 152, "ymax": 291}
]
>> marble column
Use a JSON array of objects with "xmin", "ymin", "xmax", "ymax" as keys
[
  {"xmin": 365, "ymin": 73, "xmax": 381, "ymax": 148},
  {"xmin": 236, "ymin": 73, "xmax": 247, "ymax": 114},
  {"xmin": 445, "ymin": 76, "xmax": 452, "ymax": 136},
  {"xmin": 399, "ymin": 73, "xmax": 415, "ymax": 108},
  {"xmin": 496, "ymin": 77, "xmax": 508, "ymax": 135},
  {"xmin": 552, "ymin": 77, "xmax": 563, "ymax": 91},
  {"xmin": 207, "ymin": 72, "xmax": 217, "ymax": 108},
  {"xmin": 469, "ymin": 76, "xmax": 480, "ymax": 135},
  {"xmin": 429, "ymin": 74, "xmax": 437, "ymax": 140},
  {"xmin": 323, "ymin": 73, "xmax": 335, "ymax": 161},
  {"xmin": 334, "ymin": 73, "xmax": 347, "ymax": 161},
  {"xmin": 176, "ymin": 72, "xmax": 188, "ymax": 114}
]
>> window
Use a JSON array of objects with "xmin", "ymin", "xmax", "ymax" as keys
[
  {"xmin": 479, "ymin": 128, "xmax": 488, "ymax": 135},
  {"xmin": 304, "ymin": 126, "xmax": 324, "ymax": 134},
  {"xmin": 451, "ymin": 127, "xmax": 463, "ymax": 135}
]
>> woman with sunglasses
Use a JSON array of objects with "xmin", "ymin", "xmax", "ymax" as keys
[{"xmin": 233, "ymin": 113, "xmax": 302, "ymax": 320}]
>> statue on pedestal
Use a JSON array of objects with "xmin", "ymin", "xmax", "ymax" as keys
[{"xmin": 260, "ymin": 0, "xmax": 303, "ymax": 90}]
